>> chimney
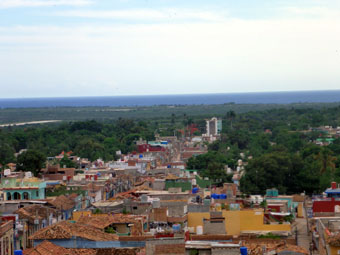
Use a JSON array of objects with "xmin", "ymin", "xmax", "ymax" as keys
[{"xmin": 331, "ymin": 182, "xmax": 337, "ymax": 190}]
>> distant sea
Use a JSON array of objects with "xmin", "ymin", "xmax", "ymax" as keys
[{"xmin": 1, "ymin": 90, "xmax": 340, "ymax": 108}]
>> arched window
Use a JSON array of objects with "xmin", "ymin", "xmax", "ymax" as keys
[
  {"xmin": 23, "ymin": 192, "xmax": 29, "ymax": 200},
  {"xmin": 7, "ymin": 192, "xmax": 11, "ymax": 201},
  {"xmin": 13, "ymin": 192, "xmax": 21, "ymax": 200}
]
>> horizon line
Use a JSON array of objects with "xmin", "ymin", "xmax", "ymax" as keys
[{"xmin": 1, "ymin": 89, "xmax": 340, "ymax": 100}]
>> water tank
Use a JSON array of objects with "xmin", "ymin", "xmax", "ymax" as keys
[
  {"xmin": 152, "ymin": 198, "xmax": 160, "ymax": 208},
  {"xmin": 220, "ymin": 194, "xmax": 227, "ymax": 199},
  {"xmin": 192, "ymin": 187, "xmax": 199, "ymax": 194},
  {"xmin": 196, "ymin": 226, "xmax": 203, "ymax": 235},
  {"xmin": 139, "ymin": 154, "xmax": 143, "ymax": 158},
  {"xmin": 173, "ymin": 224, "xmax": 181, "ymax": 232},
  {"xmin": 141, "ymin": 194, "xmax": 148, "ymax": 202},
  {"xmin": 212, "ymin": 194, "xmax": 221, "ymax": 199},
  {"xmin": 192, "ymin": 179, "xmax": 197, "ymax": 186},
  {"xmin": 215, "ymin": 203, "xmax": 222, "ymax": 211},
  {"xmin": 14, "ymin": 251, "xmax": 23, "ymax": 255},
  {"xmin": 240, "ymin": 247, "xmax": 248, "ymax": 255}
]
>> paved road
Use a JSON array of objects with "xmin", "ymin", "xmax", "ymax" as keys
[
  {"xmin": 294, "ymin": 206, "xmax": 318, "ymax": 255},
  {"xmin": 295, "ymin": 216, "xmax": 311, "ymax": 251}
]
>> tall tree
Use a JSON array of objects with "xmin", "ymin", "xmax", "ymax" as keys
[
  {"xmin": 226, "ymin": 110, "xmax": 236, "ymax": 129},
  {"xmin": 0, "ymin": 143, "xmax": 15, "ymax": 167},
  {"xmin": 16, "ymin": 149, "xmax": 46, "ymax": 176},
  {"xmin": 315, "ymin": 147, "xmax": 337, "ymax": 179}
]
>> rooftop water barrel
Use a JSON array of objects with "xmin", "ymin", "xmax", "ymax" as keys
[
  {"xmin": 14, "ymin": 251, "xmax": 23, "ymax": 255},
  {"xmin": 196, "ymin": 226, "xmax": 203, "ymax": 235},
  {"xmin": 211, "ymin": 193, "xmax": 218, "ymax": 199},
  {"xmin": 215, "ymin": 203, "xmax": 222, "ymax": 211},
  {"xmin": 141, "ymin": 194, "xmax": 148, "ymax": 202},
  {"xmin": 152, "ymin": 198, "xmax": 160, "ymax": 208},
  {"xmin": 192, "ymin": 187, "xmax": 199, "ymax": 194},
  {"xmin": 173, "ymin": 224, "xmax": 181, "ymax": 232},
  {"xmin": 192, "ymin": 178, "xmax": 197, "ymax": 186},
  {"xmin": 240, "ymin": 247, "xmax": 248, "ymax": 255},
  {"xmin": 220, "ymin": 194, "xmax": 227, "ymax": 199}
]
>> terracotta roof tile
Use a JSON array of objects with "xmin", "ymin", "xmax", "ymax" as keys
[
  {"xmin": 327, "ymin": 233, "xmax": 340, "ymax": 246},
  {"xmin": 48, "ymin": 195, "xmax": 75, "ymax": 210},
  {"xmin": 77, "ymin": 214, "xmax": 146, "ymax": 236},
  {"xmin": 243, "ymin": 241, "xmax": 308, "ymax": 255},
  {"xmin": 29, "ymin": 221, "xmax": 119, "ymax": 241},
  {"xmin": 23, "ymin": 240, "xmax": 70, "ymax": 255},
  {"xmin": 15, "ymin": 205, "xmax": 57, "ymax": 224}
]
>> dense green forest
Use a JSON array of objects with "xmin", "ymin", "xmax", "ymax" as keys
[
  {"xmin": 2, "ymin": 104, "xmax": 340, "ymax": 195},
  {"xmin": 186, "ymin": 105, "xmax": 340, "ymax": 195},
  {"xmin": 1, "ymin": 102, "xmax": 340, "ymax": 124}
]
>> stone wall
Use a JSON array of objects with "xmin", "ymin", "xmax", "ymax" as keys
[
  {"xmin": 203, "ymin": 219, "xmax": 226, "ymax": 235},
  {"xmin": 188, "ymin": 204, "xmax": 210, "ymax": 213},
  {"xmin": 146, "ymin": 238, "xmax": 185, "ymax": 255}
]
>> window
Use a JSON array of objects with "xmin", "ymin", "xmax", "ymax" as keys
[{"xmin": 36, "ymin": 190, "xmax": 39, "ymax": 197}]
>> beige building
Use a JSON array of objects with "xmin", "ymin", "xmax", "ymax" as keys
[{"xmin": 0, "ymin": 221, "xmax": 14, "ymax": 255}]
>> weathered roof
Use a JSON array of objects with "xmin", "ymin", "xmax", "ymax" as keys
[
  {"xmin": 15, "ymin": 205, "xmax": 57, "ymax": 224},
  {"xmin": 48, "ymin": 195, "xmax": 75, "ymax": 210},
  {"xmin": 243, "ymin": 241, "xmax": 308, "ymax": 255},
  {"xmin": 23, "ymin": 240, "xmax": 70, "ymax": 255},
  {"xmin": 77, "ymin": 214, "xmax": 144, "ymax": 229},
  {"xmin": 29, "ymin": 221, "xmax": 119, "ymax": 241},
  {"xmin": 165, "ymin": 174, "xmax": 179, "ymax": 180},
  {"xmin": 327, "ymin": 232, "xmax": 340, "ymax": 246}
]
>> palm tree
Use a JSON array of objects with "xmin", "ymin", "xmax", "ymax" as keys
[
  {"xmin": 315, "ymin": 147, "xmax": 336, "ymax": 178},
  {"xmin": 225, "ymin": 111, "xmax": 236, "ymax": 129}
]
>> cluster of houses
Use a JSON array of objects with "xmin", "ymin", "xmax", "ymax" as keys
[
  {"xmin": 304, "ymin": 182, "xmax": 340, "ymax": 255},
  {"xmin": 0, "ymin": 118, "xmax": 313, "ymax": 255},
  {"xmin": 303, "ymin": 125, "xmax": 340, "ymax": 146}
]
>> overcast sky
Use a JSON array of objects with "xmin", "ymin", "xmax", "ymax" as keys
[{"xmin": 0, "ymin": 0, "xmax": 339, "ymax": 98}]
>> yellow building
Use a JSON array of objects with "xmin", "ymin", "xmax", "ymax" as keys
[
  {"xmin": 297, "ymin": 203, "xmax": 304, "ymax": 218},
  {"xmin": 188, "ymin": 209, "xmax": 291, "ymax": 236}
]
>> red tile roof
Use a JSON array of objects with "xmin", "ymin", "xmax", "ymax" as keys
[
  {"xmin": 29, "ymin": 221, "xmax": 119, "ymax": 241},
  {"xmin": 48, "ymin": 195, "xmax": 75, "ymax": 211},
  {"xmin": 15, "ymin": 205, "xmax": 57, "ymax": 224},
  {"xmin": 23, "ymin": 240, "xmax": 69, "ymax": 255}
]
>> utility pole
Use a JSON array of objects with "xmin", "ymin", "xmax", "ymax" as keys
[{"xmin": 295, "ymin": 228, "xmax": 298, "ymax": 246}]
